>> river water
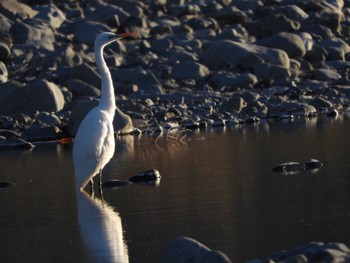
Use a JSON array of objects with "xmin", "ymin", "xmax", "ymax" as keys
[{"xmin": 1, "ymin": 115, "xmax": 350, "ymax": 262}]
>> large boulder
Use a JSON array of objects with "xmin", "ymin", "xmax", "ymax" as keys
[
  {"xmin": 255, "ymin": 32, "xmax": 306, "ymax": 58},
  {"xmin": 0, "ymin": 80, "xmax": 64, "ymax": 115},
  {"xmin": 33, "ymin": 3, "xmax": 66, "ymax": 29},
  {"xmin": 171, "ymin": 61, "xmax": 209, "ymax": 80},
  {"xmin": 206, "ymin": 40, "xmax": 290, "ymax": 70},
  {"xmin": 10, "ymin": 18, "xmax": 55, "ymax": 50}
]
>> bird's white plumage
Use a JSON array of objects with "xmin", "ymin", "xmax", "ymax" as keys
[
  {"xmin": 73, "ymin": 108, "xmax": 115, "ymax": 190},
  {"xmin": 73, "ymin": 32, "xmax": 119, "ymax": 191}
]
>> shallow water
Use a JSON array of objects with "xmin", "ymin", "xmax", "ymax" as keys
[{"xmin": 1, "ymin": 116, "xmax": 350, "ymax": 262}]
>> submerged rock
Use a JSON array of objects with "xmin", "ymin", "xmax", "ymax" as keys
[
  {"xmin": 0, "ymin": 138, "xmax": 34, "ymax": 150},
  {"xmin": 128, "ymin": 169, "xmax": 161, "ymax": 185},
  {"xmin": 271, "ymin": 159, "xmax": 323, "ymax": 173},
  {"xmin": 0, "ymin": 181, "xmax": 14, "ymax": 190},
  {"xmin": 161, "ymin": 237, "xmax": 232, "ymax": 263}
]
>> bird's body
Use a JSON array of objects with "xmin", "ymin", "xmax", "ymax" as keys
[{"xmin": 73, "ymin": 32, "xmax": 130, "ymax": 191}]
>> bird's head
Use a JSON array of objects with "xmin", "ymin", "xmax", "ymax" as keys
[{"xmin": 95, "ymin": 32, "xmax": 139, "ymax": 47}]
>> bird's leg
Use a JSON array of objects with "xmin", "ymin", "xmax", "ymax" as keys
[
  {"xmin": 98, "ymin": 169, "xmax": 105, "ymax": 205},
  {"xmin": 99, "ymin": 169, "xmax": 103, "ymax": 190}
]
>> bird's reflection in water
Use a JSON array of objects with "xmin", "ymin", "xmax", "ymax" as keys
[{"xmin": 76, "ymin": 191, "xmax": 129, "ymax": 263}]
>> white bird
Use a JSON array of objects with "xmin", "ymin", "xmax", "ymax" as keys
[{"xmin": 73, "ymin": 32, "xmax": 136, "ymax": 192}]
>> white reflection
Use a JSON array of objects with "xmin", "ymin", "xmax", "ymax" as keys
[{"xmin": 76, "ymin": 191, "xmax": 129, "ymax": 263}]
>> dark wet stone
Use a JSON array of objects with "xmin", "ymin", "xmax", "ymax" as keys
[
  {"xmin": 303, "ymin": 159, "xmax": 323, "ymax": 170},
  {"xmin": 271, "ymin": 159, "xmax": 323, "ymax": 173},
  {"xmin": 271, "ymin": 162, "xmax": 304, "ymax": 173},
  {"xmin": 102, "ymin": 179, "xmax": 132, "ymax": 188},
  {"xmin": 162, "ymin": 237, "xmax": 232, "ymax": 263},
  {"xmin": 0, "ymin": 138, "xmax": 34, "ymax": 151},
  {"xmin": 22, "ymin": 125, "xmax": 61, "ymax": 141},
  {"xmin": 128, "ymin": 169, "xmax": 161, "ymax": 186},
  {"xmin": 0, "ymin": 181, "xmax": 14, "ymax": 190}
]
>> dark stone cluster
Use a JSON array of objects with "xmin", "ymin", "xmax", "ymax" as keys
[{"xmin": 0, "ymin": 0, "xmax": 349, "ymax": 147}]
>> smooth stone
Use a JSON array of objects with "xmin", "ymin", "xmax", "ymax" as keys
[
  {"xmin": 0, "ymin": 61, "xmax": 8, "ymax": 83},
  {"xmin": 0, "ymin": 129, "xmax": 20, "ymax": 138},
  {"xmin": 0, "ymin": 0, "xmax": 38, "ymax": 20},
  {"xmin": 206, "ymin": 40, "xmax": 290, "ymax": 70},
  {"xmin": 84, "ymin": 2, "xmax": 129, "ymax": 28},
  {"xmin": 268, "ymin": 102, "xmax": 317, "ymax": 118},
  {"xmin": 21, "ymin": 125, "xmax": 61, "ymax": 141},
  {"xmin": 161, "ymin": 237, "xmax": 232, "ymax": 263},
  {"xmin": 210, "ymin": 71, "xmax": 257, "ymax": 89},
  {"xmin": 220, "ymin": 97, "xmax": 246, "ymax": 112},
  {"xmin": 255, "ymin": 32, "xmax": 306, "ymax": 58},
  {"xmin": 0, "ymin": 181, "xmax": 14, "ymax": 189},
  {"xmin": 113, "ymin": 67, "xmax": 163, "ymax": 94},
  {"xmin": 297, "ymin": 32, "xmax": 313, "ymax": 52},
  {"xmin": 270, "ymin": 162, "xmax": 304, "ymax": 173},
  {"xmin": 0, "ymin": 116, "xmax": 18, "ymax": 129},
  {"xmin": 171, "ymin": 61, "xmax": 209, "ymax": 80},
  {"xmin": 10, "ymin": 18, "xmax": 55, "ymax": 51},
  {"xmin": 300, "ymin": 23, "xmax": 334, "ymax": 39},
  {"xmin": 169, "ymin": 49, "xmax": 197, "ymax": 63},
  {"xmin": 320, "ymin": 38, "xmax": 350, "ymax": 60},
  {"xmin": 35, "ymin": 112, "xmax": 61, "ymax": 126},
  {"xmin": 303, "ymin": 159, "xmax": 323, "ymax": 170},
  {"xmin": 0, "ymin": 138, "xmax": 34, "ymax": 151},
  {"xmin": 66, "ymin": 79, "xmax": 101, "ymax": 98},
  {"xmin": 244, "ymin": 13, "xmax": 300, "ymax": 38},
  {"xmin": 150, "ymin": 38, "xmax": 173, "ymax": 53},
  {"xmin": 0, "ymin": 13, "xmax": 13, "ymax": 34},
  {"xmin": 33, "ymin": 3, "xmax": 66, "ymax": 29},
  {"xmin": 276, "ymin": 4, "xmax": 309, "ymax": 22},
  {"xmin": 307, "ymin": 97, "xmax": 334, "ymax": 109},
  {"xmin": 73, "ymin": 20, "xmax": 111, "ymax": 46},
  {"xmin": 314, "ymin": 68, "xmax": 341, "ymax": 81},
  {"xmin": 128, "ymin": 169, "xmax": 161, "ymax": 185},
  {"xmin": 0, "ymin": 38, "xmax": 11, "ymax": 61},
  {"xmin": 304, "ymin": 44, "xmax": 328, "ymax": 65},
  {"xmin": 254, "ymin": 62, "xmax": 291, "ymax": 82},
  {"xmin": 0, "ymin": 79, "xmax": 64, "ymax": 115},
  {"xmin": 70, "ymin": 63, "xmax": 101, "ymax": 89}
]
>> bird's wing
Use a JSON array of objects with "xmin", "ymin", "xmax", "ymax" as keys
[{"xmin": 73, "ymin": 108, "xmax": 115, "ymax": 174}]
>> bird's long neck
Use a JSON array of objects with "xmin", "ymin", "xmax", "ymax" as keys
[{"xmin": 95, "ymin": 44, "xmax": 116, "ymax": 116}]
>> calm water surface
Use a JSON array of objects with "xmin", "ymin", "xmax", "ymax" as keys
[{"xmin": 1, "ymin": 116, "xmax": 350, "ymax": 262}]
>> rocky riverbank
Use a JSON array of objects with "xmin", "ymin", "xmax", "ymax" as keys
[
  {"xmin": 1, "ymin": 0, "xmax": 350, "ymax": 148},
  {"xmin": 161, "ymin": 237, "xmax": 350, "ymax": 263}
]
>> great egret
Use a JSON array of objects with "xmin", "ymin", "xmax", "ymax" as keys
[{"xmin": 73, "ymin": 32, "xmax": 135, "ymax": 192}]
